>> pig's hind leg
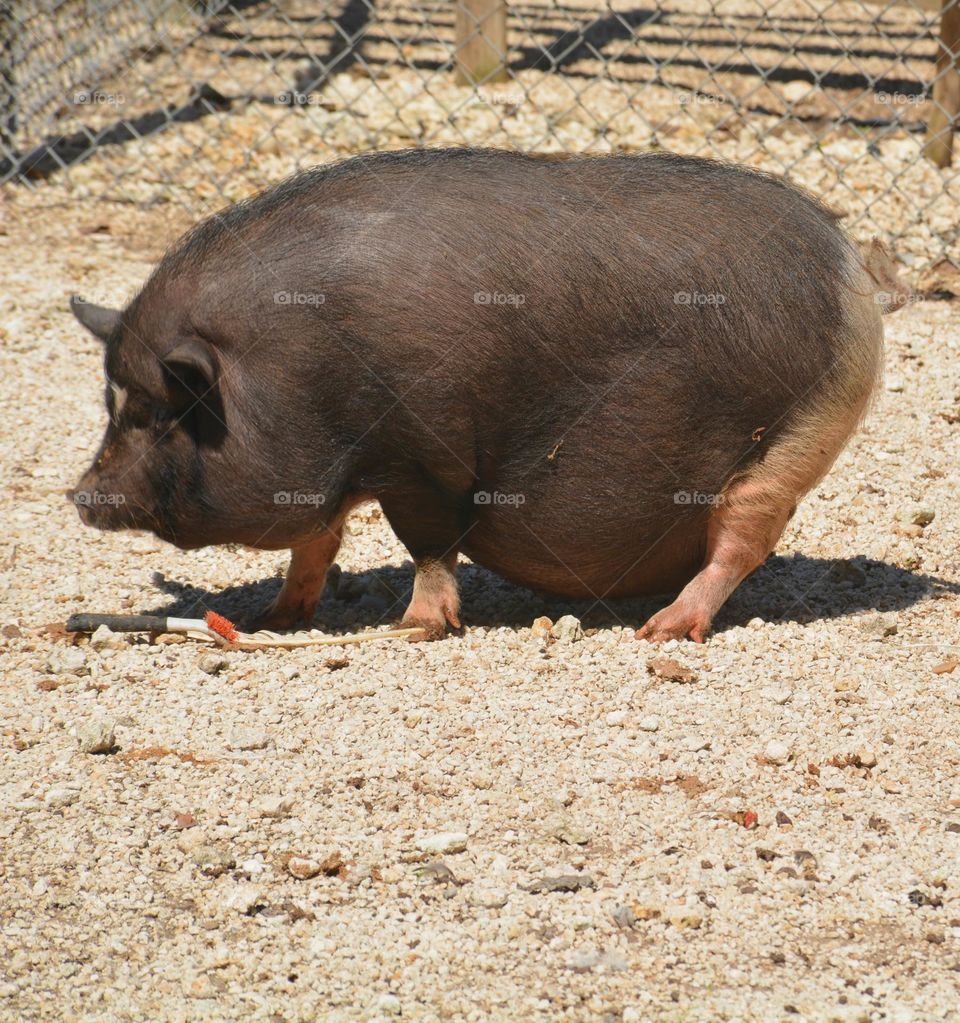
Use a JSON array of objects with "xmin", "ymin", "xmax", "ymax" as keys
[
  {"xmin": 251, "ymin": 528, "xmax": 343, "ymax": 631},
  {"xmin": 635, "ymin": 482, "xmax": 793, "ymax": 643},
  {"xmin": 638, "ymin": 271, "xmax": 883, "ymax": 644},
  {"xmin": 379, "ymin": 491, "xmax": 463, "ymax": 641},
  {"xmin": 401, "ymin": 551, "xmax": 461, "ymax": 640}
]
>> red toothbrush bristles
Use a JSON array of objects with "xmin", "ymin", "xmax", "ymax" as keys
[{"xmin": 205, "ymin": 611, "xmax": 239, "ymax": 643}]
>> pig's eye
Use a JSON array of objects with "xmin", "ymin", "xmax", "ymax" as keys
[{"xmin": 150, "ymin": 407, "xmax": 178, "ymax": 432}]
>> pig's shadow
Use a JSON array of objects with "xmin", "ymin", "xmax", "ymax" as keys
[{"xmin": 146, "ymin": 553, "xmax": 958, "ymax": 635}]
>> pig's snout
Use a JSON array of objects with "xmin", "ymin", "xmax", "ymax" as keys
[{"xmin": 69, "ymin": 475, "xmax": 130, "ymax": 530}]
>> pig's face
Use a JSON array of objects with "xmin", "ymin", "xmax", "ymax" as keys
[{"xmin": 70, "ymin": 296, "xmax": 232, "ymax": 549}]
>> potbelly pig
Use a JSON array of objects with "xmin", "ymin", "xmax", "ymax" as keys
[{"xmin": 70, "ymin": 148, "xmax": 902, "ymax": 642}]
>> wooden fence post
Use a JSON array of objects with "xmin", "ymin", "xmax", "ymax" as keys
[
  {"xmin": 924, "ymin": 0, "xmax": 960, "ymax": 166},
  {"xmin": 455, "ymin": 0, "xmax": 508, "ymax": 86}
]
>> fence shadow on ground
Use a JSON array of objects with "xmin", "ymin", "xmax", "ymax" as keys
[{"xmin": 2, "ymin": 1, "xmax": 936, "ymax": 183}]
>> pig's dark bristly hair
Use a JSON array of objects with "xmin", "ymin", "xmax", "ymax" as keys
[
  {"xmin": 157, "ymin": 148, "xmax": 843, "ymax": 277},
  {"xmin": 75, "ymin": 145, "xmax": 885, "ymax": 611}
]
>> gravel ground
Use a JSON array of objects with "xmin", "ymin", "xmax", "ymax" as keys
[{"xmin": 2, "ymin": 160, "xmax": 960, "ymax": 1021}]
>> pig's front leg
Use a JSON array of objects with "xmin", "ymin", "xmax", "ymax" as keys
[{"xmin": 252, "ymin": 528, "xmax": 343, "ymax": 631}]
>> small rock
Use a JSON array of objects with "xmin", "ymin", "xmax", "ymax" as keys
[
  {"xmin": 417, "ymin": 831, "xmax": 468, "ymax": 855},
  {"xmin": 613, "ymin": 905, "xmax": 638, "ymax": 928},
  {"xmin": 257, "ymin": 795, "xmax": 294, "ymax": 819},
  {"xmin": 524, "ymin": 873, "xmax": 595, "ymax": 894},
  {"xmin": 820, "ymin": 765, "xmax": 846, "ymax": 791},
  {"xmin": 665, "ymin": 904, "xmax": 704, "ymax": 929},
  {"xmin": 546, "ymin": 813, "xmax": 590, "ymax": 846},
  {"xmin": 415, "ymin": 861, "xmax": 459, "ymax": 885},
  {"xmin": 885, "ymin": 374, "xmax": 905, "ymax": 393},
  {"xmin": 764, "ymin": 739, "xmax": 791, "ymax": 766},
  {"xmin": 763, "ymin": 685, "xmax": 793, "ymax": 705},
  {"xmin": 468, "ymin": 887, "xmax": 509, "ymax": 908},
  {"xmin": 926, "ymin": 929, "xmax": 946, "ymax": 944},
  {"xmin": 89, "ymin": 624, "xmax": 125, "ymax": 651},
  {"xmin": 782, "ymin": 80, "xmax": 811, "ymax": 105},
  {"xmin": 192, "ymin": 846, "xmax": 235, "ymax": 877},
  {"xmin": 228, "ymin": 730, "xmax": 271, "ymax": 751},
  {"xmin": 238, "ymin": 858, "xmax": 267, "ymax": 879},
  {"xmin": 45, "ymin": 647, "xmax": 88, "ymax": 677},
  {"xmin": 647, "ymin": 657, "xmax": 697, "ymax": 683},
  {"xmin": 908, "ymin": 888, "xmax": 942, "ymax": 908},
  {"xmin": 794, "ymin": 850, "xmax": 818, "ymax": 873},
  {"xmin": 898, "ymin": 506, "xmax": 935, "ymax": 528},
  {"xmin": 531, "ymin": 616, "xmax": 553, "ymax": 638},
  {"xmin": 596, "ymin": 950, "xmax": 629, "ymax": 972},
  {"xmin": 317, "ymin": 850, "xmax": 345, "ymax": 876},
  {"xmin": 551, "ymin": 615, "xmax": 583, "ymax": 642},
  {"xmin": 638, "ymin": 714, "xmax": 660, "ymax": 732},
  {"xmin": 681, "ymin": 734, "xmax": 710, "ymax": 753},
  {"xmin": 859, "ymin": 612, "xmax": 898, "ymax": 639},
  {"xmin": 44, "ymin": 787, "xmax": 79, "ymax": 809},
  {"xmin": 287, "ymin": 856, "xmax": 322, "ymax": 880},
  {"xmin": 857, "ymin": 749, "xmax": 878, "ymax": 769},
  {"xmin": 566, "ymin": 948, "xmax": 600, "ymax": 972},
  {"xmin": 605, "ymin": 709, "xmax": 628, "ymax": 727},
  {"xmin": 183, "ymin": 974, "xmax": 217, "ymax": 999},
  {"xmin": 945, "ymin": 822, "xmax": 960, "ymax": 834},
  {"xmin": 75, "ymin": 718, "xmax": 115, "ymax": 754},
  {"xmin": 220, "ymin": 883, "xmax": 264, "ymax": 916},
  {"xmin": 776, "ymin": 811, "xmax": 793, "ymax": 826},
  {"xmin": 198, "ymin": 653, "xmax": 228, "ymax": 676},
  {"xmin": 373, "ymin": 993, "xmax": 402, "ymax": 1016}
]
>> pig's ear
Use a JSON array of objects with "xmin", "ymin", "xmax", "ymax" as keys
[
  {"xmin": 162, "ymin": 339, "xmax": 218, "ymax": 398},
  {"xmin": 70, "ymin": 296, "xmax": 120, "ymax": 342}
]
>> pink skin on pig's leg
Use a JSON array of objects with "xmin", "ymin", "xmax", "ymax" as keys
[
  {"xmin": 252, "ymin": 528, "xmax": 343, "ymax": 631},
  {"xmin": 636, "ymin": 484, "xmax": 793, "ymax": 644},
  {"xmin": 402, "ymin": 551, "xmax": 461, "ymax": 641}
]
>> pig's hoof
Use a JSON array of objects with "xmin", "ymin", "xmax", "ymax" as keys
[
  {"xmin": 249, "ymin": 600, "xmax": 315, "ymax": 633},
  {"xmin": 636, "ymin": 607, "xmax": 710, "ymax": 644},
  {"xmin": 400, "ymin": 615, "xmax": 452, "ymax": 641}
]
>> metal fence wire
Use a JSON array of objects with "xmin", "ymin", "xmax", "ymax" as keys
[{"xmin": 2, "ymin": 0, "xmax": 959, "ymax": 275}]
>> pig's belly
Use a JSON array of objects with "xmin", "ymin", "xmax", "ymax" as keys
[{"xmin": 460, "ymin": 507, "xmax": 709, "ymax": 599}]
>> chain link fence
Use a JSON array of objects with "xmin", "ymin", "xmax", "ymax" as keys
[{"xmin": 2, "ymin": 0, "xmax": 959, "ymax": 275}]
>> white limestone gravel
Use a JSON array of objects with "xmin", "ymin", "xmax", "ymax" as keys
[{"xmin": 2, "ymin": 148, "xmax": 960, "ymax": 1023}]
